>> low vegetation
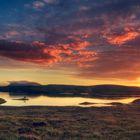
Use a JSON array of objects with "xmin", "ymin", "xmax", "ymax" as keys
[{"xmin": 0, "ymin": 102, "xmax": 140, "ymax": 140}]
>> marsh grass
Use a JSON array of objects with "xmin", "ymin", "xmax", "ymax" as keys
[{"xmin": 0, "ymin": 105, "xmax": 139, "ymax": 140}]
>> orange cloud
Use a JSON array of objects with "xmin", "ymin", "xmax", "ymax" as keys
[
  {"xmin": 42, "ymin": 41, "xmax": 92, "ymax": 64},
  {"xmin": 0, "ymin": 39, "xmax": 92, "ymax": 67},
  {"xmin": 107, "ymin": 30, "xmax": 139, "ymax": 45}
]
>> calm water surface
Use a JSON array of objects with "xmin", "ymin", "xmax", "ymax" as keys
[{"xmin": 0, "ymin": 92, "xmax": 139, "ymax": 107}]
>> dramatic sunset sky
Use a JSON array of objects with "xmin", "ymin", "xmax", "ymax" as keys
[{"xmin": 0, "ymin": 0, "xmax": 140, "ymax": 86}]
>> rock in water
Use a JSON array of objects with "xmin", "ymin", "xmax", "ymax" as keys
[
  {"xmin": 131, "ymin": 99, "xmax": 140, "ymax": 105},
  {"xmin": 0, "ymin": 98, "xmax": 6, "ymax": 104}
]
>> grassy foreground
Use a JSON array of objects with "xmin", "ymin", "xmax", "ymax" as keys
[{"xmin": 0, "ymin": 104, "xmax": 140, "ymax": 140}]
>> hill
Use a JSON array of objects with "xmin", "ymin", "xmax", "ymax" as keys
[{"xmin": 0, "ymin": 84, "xmax": 140, "ymax": 98}]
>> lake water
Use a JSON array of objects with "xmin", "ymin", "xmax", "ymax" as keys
[{"xmin": 0, "ymin": 92, "xmax": 139, "ymax": 107}]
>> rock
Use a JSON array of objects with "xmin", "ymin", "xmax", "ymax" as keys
[
  {"xmin": 13, "ymin": 97, "xmax": 29, "ymax": 101},
  {"xmin": 32, "ymin": 122, "xmax": 46, "ymax": 127},
  {"xmin": 107, "ymin": 102, "xmax": 123, "ymax": 106},
  {"xmin": 131, "ymin": 99, "xmax": 140, "ymax": 105},
  {"xmin": 0, "ymin": 98, "xmax": 6, "ymax": 104},
  {"xmin": 18, "ymin": 127, "xmax": 32, "ymax": 134},
  {"xmin": 79, "ymin": 102, "xmax": 96, "ymax": 105}
]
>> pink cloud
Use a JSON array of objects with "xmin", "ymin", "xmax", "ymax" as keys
[{"xmin": 33, "ymin": 1, "xmax": 45, "ymax": 10}]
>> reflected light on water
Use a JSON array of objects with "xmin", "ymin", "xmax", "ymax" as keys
[{"xmin": 0, "ymin": 92, "xmax": 139, "ymax": 107}]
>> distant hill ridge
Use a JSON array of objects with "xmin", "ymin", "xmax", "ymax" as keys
[
  {"xmin": 8, "ymin": 81, "xmax": 41, "ymax": 86},
  {"xmin": 0, "ymin": 84, "xmax": 140, "ymax": 98}
]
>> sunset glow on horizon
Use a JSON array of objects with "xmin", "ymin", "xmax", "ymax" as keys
[{"xmin": 0, "ymin": 0, "xmax": 140, "ymax": 86}]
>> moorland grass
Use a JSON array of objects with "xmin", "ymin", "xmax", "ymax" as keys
[{"xmin": 0, "ymin": 104, "xmax": 139, "ymax": 140}]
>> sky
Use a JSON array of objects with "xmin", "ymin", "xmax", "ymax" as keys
[{"xmin": 0, "ymin": 0, "xmax": 140, "ymax": 86}]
